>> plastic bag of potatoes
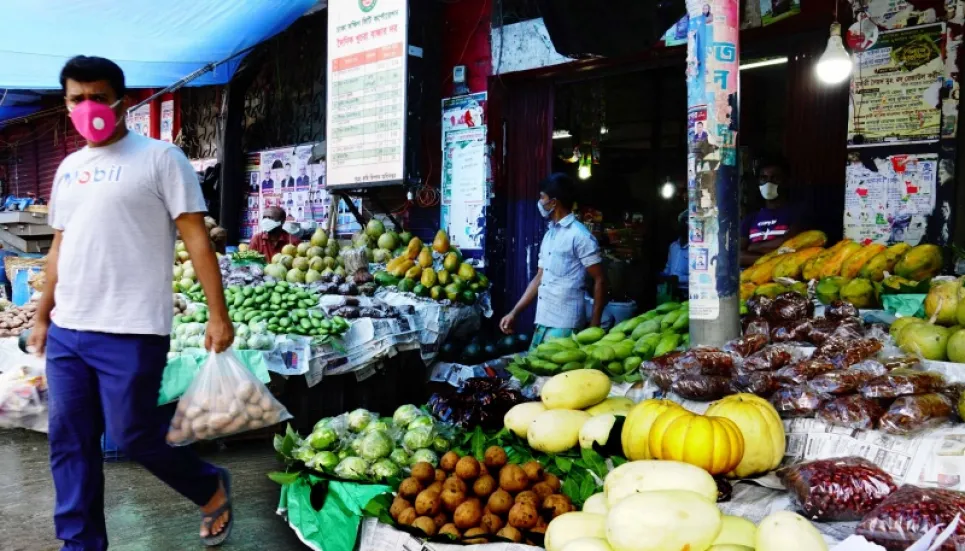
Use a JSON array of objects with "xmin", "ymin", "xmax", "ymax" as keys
[{"xmin": 166, "ymin": 349, "xmax": 291, "ymax": 445}]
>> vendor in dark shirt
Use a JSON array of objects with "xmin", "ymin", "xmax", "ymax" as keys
[{"xmin": 740, "ymin": 156, "xmax": 802, "ymax": 266}]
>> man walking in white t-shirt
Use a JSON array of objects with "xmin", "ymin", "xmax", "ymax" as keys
[{"xmin": 28, "ymin": 56, "xmax": 235, "ymax": 550}]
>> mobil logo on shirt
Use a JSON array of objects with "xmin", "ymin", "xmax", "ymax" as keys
[{"xmin": 58, "ymin": 165, "xmax": 125, "ymax": 187}]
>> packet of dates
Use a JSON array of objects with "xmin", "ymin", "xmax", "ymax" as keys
[
  {"xmin": 778, "ymin": 457, "xmax": 896, "ymax": 522},
  {"xmin": 167, "ymin": 350, "xmax": 291, "ymax": 445}
]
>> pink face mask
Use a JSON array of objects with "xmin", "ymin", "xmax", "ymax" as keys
[{"xmin": 68, "ymin": 100, "xmax": 122, "ymax": 143}]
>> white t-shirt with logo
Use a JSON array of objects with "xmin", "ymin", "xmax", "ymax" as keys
[{"xmin": 49, "ymin": 132, "xmax": 206, "ymax": 335}]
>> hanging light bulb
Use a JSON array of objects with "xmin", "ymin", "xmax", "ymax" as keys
[
  {"xmin": 660, "ymin": 180, "xmax": 675, "ymax": 200},
  {"xmin": 578, "ymin": 154, "xmax": 592, "ymax": 180},
  {"xmin": 816, "ymin": 22, "xmax": 853, "ymax": 84}
]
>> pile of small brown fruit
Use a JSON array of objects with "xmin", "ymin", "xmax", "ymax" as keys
[{"xmin": 389, "ymin": 446, "xmax": 575, "ymax": 544}]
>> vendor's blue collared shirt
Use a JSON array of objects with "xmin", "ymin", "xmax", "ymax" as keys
[
  {"xmin": 663, "ymin": 240, "xmax": 690, "ymax": 286},
  {"xmin": 535, "ymin": 213, "xmax": 602, "ymax": 329}
]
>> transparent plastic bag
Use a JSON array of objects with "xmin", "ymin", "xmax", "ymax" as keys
[
  {"xmin": 856, "ymin": 485, "xmax": 965, "ymax": 550},
  {"xmin": 742, "ymin": 345, "xmax": 800, "ymax": 372},
  {"xmin": 878, "ymin": 393, "xmax": 953, "ymax": 436},
  {"xmin": 723, "ymin": 333, "xmax": 769, "ymax": 357},
  {"xmin": 860, "ymin": 370, "xmax": 946, "ymax": 399},
  {"xmin": 167, "ymin": 350, "xmax": 291, "ymax": 445},
  {"xmin": 670, "ymin": 373, "xmax": 733, "ymax": 401},
  {"xmin": 808, "ymin": 362, "xmax": 886, "ymax": 395},
  {"xmin": 774, "ymin": 358, "xmax": 836, "ymax": 385},
  {"xmin": 672, "ymin": 346, "xmax": 741, "ymax": 376},
  {"xmin": 816, "ymin": 395, "xmax": 886, "ymax": 430},
  {"xmin": 779, "ymin": 457, "xmax": 896, "ymax": 521},
  {"xmin": 770, "ymin": 385, "xmax": 829, "ymax": 418}
]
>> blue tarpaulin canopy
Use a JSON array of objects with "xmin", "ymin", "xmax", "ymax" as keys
[{"xmin": 0, "ymin": 0, "xmax": 319, "ymax": 90}]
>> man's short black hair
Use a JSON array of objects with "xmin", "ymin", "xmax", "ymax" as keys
[
  {"xmin": 59, "ymin": 56, "xmax": 126, "ymax": 98},
  {"xmin": 540, "ymin": 173, "xmax": 576, "ymax": 208},
  {"xmin": 759, "ymin": 154, "xmax": 790, "ymax": 175}
]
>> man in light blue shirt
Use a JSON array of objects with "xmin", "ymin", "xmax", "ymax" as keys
[
  {"xmin": 660, "ymin": 211, "xmax": 690, "ymax": 298},
  {"xmin": 499, "ymin": 173, "xmax": 606, "ymax": 347}
]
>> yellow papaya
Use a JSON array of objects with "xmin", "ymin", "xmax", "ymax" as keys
[
  {"xmin": 405, "ymin": 265, "xmax": 422, "ymax": 280},
  {"xmin": 436, "ymin": 269, "xmax": 451, "ymax": 286},
  {"xmin": 772, "ymin": 247, "xmax": 825, "ymax": 280},
  {"xmin": 421, "ymin": 267, "xmax": 437, "ymax": 288},
  {"xmin": 754, "ymin": 282, "xmax": 788, "ymax": 298},
  {"xmin": 740, "ymin": 282, "xmax": 757, "ymax": 300},
  {"xmin": 839, "ymin": 243, "xmax": 887, "ymax": 279},
  {"xmin": 895, "ymin": 244, "xmax": 943, "ymax": 281},
  {"xmin": 405, "ymin": 238, "xmax": 422, "ymax": 260},
  {"xmin": 859, "ymin": 243, "xmax": 912, "ymax": 282},
  {"xmin": 802, "ymin": 252, "xmax": 830, "ymax": 281},
  {"xmin": 385, "ymin": 256, "xmax": 404, "ymax": 273},
  {"xmin": 818, "ymin": 240, "xmax": 861, "ymax": 278},
  {"xmin": 783, "ymin": 230, "xmax": 828, "ymax": 250},
  {"xmin": 752, "ymin": 248, "xmax": 785, "ymax": 267},
  {"xmin": 744, "ymin": 253, "xmax": 790, "ymax": 285},
  {"xmin": 390, "ymin": 259, "xmax": 414, "ymax": 278},
  {"xmin": 457, "ymin": 262, "xmax": 476, "ymax": 281},
  {"xmin": 443, "ymin": 252, "xmax": 460, "ymax": 273},
  {"xmin": 417, "ymin": 247, "xmax": 433, "ymax": 268},
  {"xmin": 432, "ymin": 229, "xmax": 450, "ymax": 254}
]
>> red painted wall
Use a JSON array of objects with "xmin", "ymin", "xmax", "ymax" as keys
[{"xmin": 441, "ymin": 0, "xmax": 492, "ymax": 96}]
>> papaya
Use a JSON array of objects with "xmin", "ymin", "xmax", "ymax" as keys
[
  {"xmin": 421, "ymin": 267, "xmax": 437, "ymax": 288},
  {"xmin": 783, "ymin": 230, "xmax": 828, "ymax": 250},
  {"xmin": 895, "ymin": 244, "xmax": 943, "ymax": 281},
  {"xmin": 444, "ymin": 283, "xmax": 461, "ymax": 301},
  {"xmin": 432, "ymin": 229, "xmax": 451, "ymax": 254},
  {"xmin": 740, "ymin": 282, "xmax": 757, "ymax": 300},
  {"xmin": 802, "ymin": 249, "xmax": 834, "ymax": 281},
  {"xmin": 437, "ymin": 269, "xmax": 451, "ymax": 286},
  {"xmin": 417, "ymin": 247, "xmax": 433, "ymax": 268},
  {"xmin": 816, "ymin": 276, "xmax": 849, "ymax": 305},
  {"xmin": 443, "ymin": 252, "xmax": 460, "ymax": 273},
  {"xmin": 430, "ymin": 285, "xmax": 443, "ymax": 300},
  {"xmin": 840, "ymin": 277, "xmax": 877, "ymax": 309},
  {"xmin": 405, "ymin": 237, "xmax": 422, "ymax": 260},
  {"xmin": 752, "ymin": 248, "xmax": 785, "ymax": 267},
  {"xmin": 772, "ymin": 247, "xmax": 825, "ymax": 280},
  {"xmin": 458, "ymin": 262, "xmax": 476, "ymax": 281},
  {"xmin": 390, "ymin": 259, "xmax": 414, "ymax": 278},
  {"xmin": 839, "ymin": 243, "xmax": 886, "ymax": 279},
  {"xmin": 386, "ymin": 256, "xmax": 404, "ymax": 273},
  {"xmin": 742, "ymin": 253, "xmax": 790, "ymax": 285},
  {"xmin": 405, "ymin": 265, "xmax": 422, "ymax": 280},
  {"xmin": 754, "ymin": 282, "xmax": 788, "ymax": 298},
  {"xmin": 818, "ymin": 240, "xmax": 862, "ymax": 278},
  {"xmin": 859, "ymin": 242, "xmax": 912, "ymax": 282}
]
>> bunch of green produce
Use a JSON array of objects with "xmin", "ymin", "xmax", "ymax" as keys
[
  {"xmin": 507, "ymin": 302, "xmax": 689, "ymax": 381},
  {"xmin": 277, "ymin": 405, "xmax": 452, "ymax": 483},
  {"xmin": 231, "ymin": 249, "xmax": 266, "ymax": 264}
]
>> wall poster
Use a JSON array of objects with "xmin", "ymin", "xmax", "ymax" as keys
[
  {"xmin": 848, "ymin": 24, "xmax": 945, "ymax": 146},
  {"xmin": 126, "ymin": 104, "xmax": 151, "ymax": 138},
  {"xmin": 843, "ymin": 153, "xmax": 937, "ymax": 245},
  {"xmin": 160, "ymin": 100, "xmax": 174, "ymax": 143}
]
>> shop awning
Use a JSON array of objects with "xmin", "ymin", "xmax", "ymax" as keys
[{"xmin": 0, "ymin": 0, "xmax": 319, "ymax": 90}]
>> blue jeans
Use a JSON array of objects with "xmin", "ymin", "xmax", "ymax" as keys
[{"xmin": 46, "ymin": 323, "xmax": 220, "ymax": 551}]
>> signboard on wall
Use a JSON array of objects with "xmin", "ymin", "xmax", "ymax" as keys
[
  {"xmin": 326, "ymin": 0, "xmax": 408, "ymax": 188},
  {"xmin": 848, "ymin": 24, "xmax": 944, "ymax": 146}
]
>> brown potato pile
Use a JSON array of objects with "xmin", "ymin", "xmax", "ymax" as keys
[{"xmin": 389, "ymin": 447, "xmax": 574, "ymax": 545}]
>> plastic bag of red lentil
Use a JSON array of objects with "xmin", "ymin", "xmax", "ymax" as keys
[
  {"xmin": 778, "ymin": 457, "xmax": 896, "ymax": 522},
  {"xmin": 856, "ymin": 485, "xmax": 965, "ymax": 550}
]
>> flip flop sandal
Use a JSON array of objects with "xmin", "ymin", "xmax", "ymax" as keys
[{"xmin": 201, "ymin": 469, "xmax": 233, "ymax": 547}]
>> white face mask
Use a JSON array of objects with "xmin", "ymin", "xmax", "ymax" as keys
[
  {"xmin": 537, "ymin": 199, "xmax": 553, "ymax": 218},
  {"xmin": 759, "ymin": 182, "xmax": 779, "ymax": 200},
  {"xmin": 260, "ymin": 218, "xmax": 282, "ymax": 233}
]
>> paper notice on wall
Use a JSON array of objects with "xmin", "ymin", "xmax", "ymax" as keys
[
  {"xmin": 844, "ymin": 154, "xmax": 937, "ymax": 244},
  {"xmin": 441, "ymin": 126, "xmax": 487, "ymax": 251},
  {"xmin": 126, "ymin": 104, "xmax": 151, "ymax": 138},
  {"xmin": 848, "ymin": 24, "xmax": 945, "ymax": 145},
  {"xmin": 160, "ymin": 100, "xmax": 174, "ymax": 143}
]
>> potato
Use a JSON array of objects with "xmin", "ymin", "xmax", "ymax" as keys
[
  {"xmin": 453, "ymin": 499, "xmax": 483, "ymax": 530},
  {"xmin": 411, "ymin": 516, "xmax": 437, "ymax": 536},
  {"xmin": 439, "ymin": 523, "xmax": 461, "ymax": 539},
  {"xmin": 543, "ymin": 472, "xmax": 561, "ymax": 492},
  {"xmin": 390, "ymin": 497, "xmax": 411, "ymax": 520},
  {"xmin": 185, "ymin": 406, "xmax": 203, "ymax": 420},
  {"xmin": 398, "ymin": 507, "xmax": 417, "ymax": 525},
  {"xmin": 259, "ymin": 395, "xmax": 273, "ymax": 411},
  {"xmin": 415, "ymin": 490, "xmax": 441, "ymax": 516},
  {"xmin": 441, "ymin": 488, "xmax": 466, "ymax": 512},
  {"xmin": 246, "ymin": 404, "xmax": 264, "ymax": 419},
  {"xmin": 498, "ymin": 464, "xmax": 529, "ymax": 493},
  {"xmin": 166, "ymin": 429, "xmax": 185, "ymax": 444},
  {"xmin": 432, "ymin": 513, "xmax": 448, "ymax": 529},
  {"xmin": 455, "ymin": 456, "xmax": 481, "ymax": 480},
  {"xmin": 531, "ymin": 515, "xmax": 547, "ymax": 534},
  {"xmin": 463, "ymin": 527, "xmax": 489, "ymax": 544},
  {"xmin": 411, "ymin": 462, "xmax": 436, "ymax": 484},
  {"xmin": 531, "ymin": 481, "xmax": 554, "ymax": 502},
  {"xmin": 522, "ymin": 461, "xmax": 544, "ymax": 481},
  {"xmin": 425, "ymin": 481, "xmax": 444, "ymax": 495},
  {"xmin": 515, "ymin": 491, "xmax": 539, "ymax": 508},
  {"xmin": 508, "ymin": 502, "xmax": 539, "ymax": 529},
  {"xmin": 440, "ymin": 451, "xmax": 460, "ymax": 472},
  {"xmin": 227, "ymin": 401, "xmax": 243, "ymax": 417},
  {"xmin": 191, "ymin": 416, "xmax": 209, "ymax": 433},
  {"xmin": 398, "ymin": 477, "xmax": 423, "ymax": 500},
  {"xmin": 443, "ymin": 476, "xmax": 467, "ymax": 494},
  {"xmin": 263, "ymin": 410, "xmax": 281, "ymax": 425},
  {"xmin": 484, "ymin": 446, "xmax": 508, "ymax": 469},
  {"xmin": 487, "ymin": 489, "xmax": 513, "ymax": 516},
  {"xmin": 435, "ymin": 468, "xmax": 447, "ymax": 482},
  {"xmin": 222, "ymin": 416, "xmax": 249, "ymax": 435},
  {"xmin": 480, "ymin": 512, "xmax": 504, "ymax": 534},
  {"xmin": 208, "ymin": 413, "xmax": 231, "ymax": 430},
  {"xmin": 542, "ymin": 494, "xmax": 573, "ymax": 518},
  {"xmin": 497, "ymin": 525, "xmax": 523, "ymax": 543},
  {"xmin": 472, "ymin": 475, "xmax": 497, "ymax": 499}
]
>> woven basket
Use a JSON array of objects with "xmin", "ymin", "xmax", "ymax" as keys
[{"xmin": 4, "ymin": 256, "xmax": 46, "ymax": 284}]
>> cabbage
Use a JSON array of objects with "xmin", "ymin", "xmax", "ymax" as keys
[
  {"xmin": 350, "ymin": 436, "xmax": 365, "ymax": 456},
  {"xmin": 293, "ymin": 445, "xmax": 316, "ymax": 463},
  {"xmin": 313, "ymin": 417, "xmax": 335, "ymax": 432},
  {"xmin": 370, "ymin": 458, "xmax": 401, "ymax": 479},
  {"xmin": 389, "ymin": 447, "xmax": 410, "ymax": 466},
  {"xmin": 170, "ymin": 339, "xmax": 183, "ymax": 353},
  {"xmin": 334, "ymin": 456, "xmax": 370, "ymax": 480},
  {"xmin": 392, "ymin": 404, "xmax": 423, "ymax": 428},
  {"xmin": 347, "ymin": 409, "xmax": 376, "ymax": 432},
  {"xmin": 410, "ymin": 448, "xmax": 439, "ymax": 467},
  {"xmin": 337, "ymin": 449, "xmax": 351, "ymax": 460},
  {"xmin": 233, "ymin": 337, "xmax": 248, "ymax": 350},
  {"xmin": 309, "ymin": 427, "xmax": 338, "ymax": 451},
  {"xmin": 236, "ymin": 324, "xmax": 251, "ymax": 339},
  {"xmin": 407, "ymin": 416, "xmax": 435, "ymax": 430},
  {"xmin": 311, "ymin": 451, "xmax": 339, "ymax": 471},
  {"xmin": 358, "ymin": 430, "xmax": 393, "ymax": 460},
  {"xmin": 364, "ymin": 420, "xmax": 390, "ymax": 434},
  {"xmin": 432, "ymin": 436, "xmax": 450, "ymax": 454},
  {"xmin": 403, "ymin": 427, "xmax": 435, "ymax": 451}
]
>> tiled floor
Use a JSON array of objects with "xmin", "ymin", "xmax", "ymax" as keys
[{"xmin": 0, "ymin": 430, "xmax": 306, "ymax": 551}]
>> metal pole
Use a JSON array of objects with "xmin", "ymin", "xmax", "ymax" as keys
[{"xmin": 685, "ymin": 0, "xmax": 741, "ymax": 346}]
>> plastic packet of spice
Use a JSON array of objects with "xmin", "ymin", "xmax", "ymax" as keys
[
  {"xmin": 878, "ymin": 393, "xmax": 954, "ymax": 436},
  {"xmin": 770, "ymin": 385, "xmax": 829, "ymax": 418},
  {"xmin": 670, "ymin": 373, "xmax": 733, "ymax": 401},
  {"xmin": 808, "ymin": 362, "xmax": 886, "ymax": 395},
  {"xmin": 731, "ymin": 371, "xmax": 781, "ymax": 397},
  {"xmin": 779, "ymin": 457, "xmax": 896, "ymax": 522},
  {"xmin": 860, "ymin": 370, "xmax": 946, "ymax": 399},
  {"xmin": 856, "ymin": 485, "xmax": 965, "ymax": 550},
  {"xmin": 774, "ymin": 358, "xmax": 837, "ymax": 385},
  {"xmin": 723, "ymin": 333, "xmax": 769, "ymax": 358},
  {"xmin": 672, "ymin": 346, "xmax": 741, "ymax": 377},
  {"xmin": 808, "ymin": 318, "xmax": 838, "ymax": 346},
  {"xmin": 816, "ymin": 395, "xmax": 886, "ymax": 430},
  {"xmin": 741, "ymin": 345, "xmax": 801, "ymax": 372},
  {"xmin": 770, "ymin": 319, "xmax": 813, "ymax": 343}
]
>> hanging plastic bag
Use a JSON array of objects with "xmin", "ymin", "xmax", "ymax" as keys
[{"xmin": 167, "ymin": 349, "xmax": 292, "ymax": 446}]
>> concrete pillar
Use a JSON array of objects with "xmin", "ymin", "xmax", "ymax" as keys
[{"xmin": 685, "ymin": 0, "xmax": 741, "ymax": 346}]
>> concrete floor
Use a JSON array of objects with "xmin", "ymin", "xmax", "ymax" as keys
[{"xmin": 0, "ymin": 430, "xmax": 307, "ymax": 551}]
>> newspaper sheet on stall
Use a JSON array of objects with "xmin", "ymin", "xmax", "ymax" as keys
[
  {"xmin": 376, "ymin": 290, "xmax": 484, "ymax": 364},
  {"xmin": 358, "ymin": 518, "xmax": 538, "ymax": 551}
]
